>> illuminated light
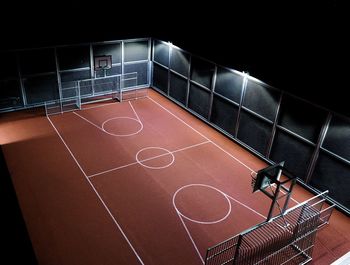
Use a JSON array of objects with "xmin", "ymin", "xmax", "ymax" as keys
[
  {"xmin": 168, "ymin": 41, "xmax": 180, "ymax": 50},
  {"xmin": 242, "ymin": 71, "xmax": 250, "ymax": 78}
]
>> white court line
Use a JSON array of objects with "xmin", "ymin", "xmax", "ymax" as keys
[
  {"xmin": 147, "ymin": 96, "xmax": 300, "ymax": 204},
  {"xmin": 172, "ymin": 184, "xmax": 264, "ymax": 264},
  {"xmin": 47, "ymin": 116, "xmax": 88, "ymax": 177},
  {"xmin": 74, "ymin": 111, "xmax": 102, "ymax": 130},
  {"xmin": 73, "ymin": 106, "xmax": 143, "ymax": 137},
  {"xmin": 176, "ymin": 212, "xmax": 205, "ymax": 264},
  {"xmin": 173, "ymin": 184, "xmax": 232, "ymax": 225},
  {"xmin": 47, "ymin": 116, "xmax": 145, "ymax": 265},
  {"xmin": 88, "ymin": 141, "xmax": 210, "ymax": 178},
  {"xmin": 147, "ymin": 97, "xmax": 256, "ymax": 173},
  {"xmin": 102, "ymin": 117, "xmax": 143, "ymax": 137},
  {"xmin": 225, "ymin": 194, "xmax": 266, "ymax": 219},
  {"xmin": 81, "ymin": 102, "xmax": 116, "ymax": 110},
  {"xmin": 136, "ymin": 147, "xmax": 175, "ymax": 169},
  {"xmin": 129, "ymin": 101, "xmax": 141, "ymax": 121}
]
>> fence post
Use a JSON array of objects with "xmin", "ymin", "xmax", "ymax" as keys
[{"xmin": 232, "ymin": 234, "xmax": 243, "ymax": 265}]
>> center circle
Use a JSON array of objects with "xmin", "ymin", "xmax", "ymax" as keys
[
  {"xmin": 102, "ymin": 117, "xmax": 143, "ymax": 137},
  {"xmin": 173, "ymin": 184, "xmax": 231, "ymax": 224},
  {"xmin": 136, "ymin": 147, "xmax": 175, "ymax": 169}
]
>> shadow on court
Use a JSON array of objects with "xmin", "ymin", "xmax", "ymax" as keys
[{"xmin": 0, "ymin": 147, "xmax": 38, "ymax": 265}]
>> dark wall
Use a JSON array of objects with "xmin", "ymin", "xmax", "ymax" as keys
[
  {"xmin": 152, "ymin": 40, "xmax": 350, "ymax": 214},
  {"xmin": 0, "ymin": 39, "xmax": 150, "ymax": 110}
]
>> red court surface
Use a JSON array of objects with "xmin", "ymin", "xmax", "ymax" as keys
[{"xmin": 0, "ymin": 89, "xmax": 349, "ymax": 265}]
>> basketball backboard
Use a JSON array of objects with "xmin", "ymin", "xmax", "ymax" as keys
[
  {"xmin": 252, "ymin": 161, "xmax": 284, "ymax": 193},
  {"xmin": 94, "ymin": 55, "xmax": 112, "ymax": 71}
]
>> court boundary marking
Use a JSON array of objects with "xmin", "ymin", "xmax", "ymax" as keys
[
  {"xmin": 173, "ymin": 183, "xmax": 266, "ymax": 264},
  {"xmin": 81, "ymin": 101, "xmax": 116, "ymax": 110},
  {"xmin": 73, "ymin": 101, "xmax": 143, "ymax": 137},
  {"xmin": 46, "ymin": 94, "xmax": 301, "ymax": 265},
  {"xmin": 47, "ymin": 115, "xmax": 145, "ymax": 265}
]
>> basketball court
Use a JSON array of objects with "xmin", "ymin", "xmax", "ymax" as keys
[{"xmin": 0, "ymin": 89, "xmax": 347, "ymax": 265}]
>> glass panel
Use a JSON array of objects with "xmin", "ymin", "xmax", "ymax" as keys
[
  {"xmin": 188, "ymin": 83, "xmax": 210, "ymax": 119},
  {"xmin": 210, "ymin": 95, "xmax": 238, "ymax": 135},
  {"xmin": 243, "ymin": 80, "xmax": 280, "ymax": 121},
  {"xmin": 124, "ymin": 62, "xmax": 148, "ymax": 85},
  {"xmin": 237, "ymin": 110, "xmax": 272, "ymax": 155},
  {"xmin": 170, "ymin": 48, "xmax": 189, "ymax": 76},
  {"xmin": 93, "ymin": 43, "xmax": 121, "ymax": 64},
  {"xmin": 153, "ymin": 40, "xmax": 169, "ymax": 67},
  {"xmin": 169, "ymin": 73, "xmax": 187, "ymax": 105},
  {"xmin": 310, "ymin": 151, "xmax": 350, "ymax": 209},
  {"xmin": 214, "ymin": 67, "xmax": 243, "ymax": 103},
  {"xmin": 270, "ymin": 129, "xmax": 314, "ymax": 180},
  {"xmin": 153, "ymin": 64, "xmax": 168, "ymax": 94},
  {"xmin": 190, "ymin": 56, "xmax": 214, "ymax": 89},
  {"xmin": 278, "ymin": 95, "xmax": 327, "ymax": 143},
  {"xmin": 323, "ymin": 115, "xmax": 350, "ymax": 161},
  {"xmin": 24, "ymin": 74, "xmax": 59, "ymax": 104},
  {"xmin": 124, "ymin": 41, "xmax": 148, "ymax": 62},
  {"xmin": 57, "ymin": 45, "xmax": 90, "ymax": 70}
]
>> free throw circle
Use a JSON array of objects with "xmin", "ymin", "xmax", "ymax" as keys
[{"xmin": 173, "ymin": 184, "xmax": 231, "ymax": 224}]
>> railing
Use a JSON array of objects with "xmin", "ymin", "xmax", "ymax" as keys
[
  {"xmin": 45, "ymin": 73, "xmax": 138, "ymax": 116},
  {"xmin": 205, "ymin": 191, "xmax": 335, "ymax": 265}
]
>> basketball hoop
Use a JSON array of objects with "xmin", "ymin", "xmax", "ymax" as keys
[{"xmin": 94, "ymin": 55, "xmax": 112, "ymax": 71}]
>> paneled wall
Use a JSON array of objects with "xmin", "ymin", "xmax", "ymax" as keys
[
  {"xmin": 0, "ymin": 38, "xmax": 151, "ymax": 110},
  {"xmin": 1, "ymin": 38, "xmax": 348, "ymax": 214},
  {"xmin": 151, "ymin": 39, "xmax": 350, "ymax": 214}
]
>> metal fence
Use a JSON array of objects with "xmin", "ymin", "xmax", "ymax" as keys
[
  {"xmin": 45, "ymin": 72, "xmax": 138, "ymax": 116},
  {"xmin": 205, "ymin": 191, "xmax": 334, "ymax": 265}
]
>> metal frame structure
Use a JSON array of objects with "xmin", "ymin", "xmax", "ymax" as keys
[
  {"xmin": 1, "ymin": 37, "xmax": 349, "ymax": 214},
  {"xmin": 44, "ymin": 72, "xmax": 138, "ymax": 116},
  {"xmin": 204, "ymin": 191, "xmax": 335, "ymax": 265},
  {"xmin": 0, "ymin": 37, "xmax": 151, "ymax": 112}
]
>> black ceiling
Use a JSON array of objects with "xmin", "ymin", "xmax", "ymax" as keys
[{"xmin": 1, "ymin": 1, "xmax": 348, "ymax": 116}]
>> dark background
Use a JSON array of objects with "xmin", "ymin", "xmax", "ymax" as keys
[
  {"xmin": 1, "ymin": 1, "xmax": 347, "ymax": 116},
  {"xmin": 0, "ymin": 2, "xmax": 347, "ymax": 263}
]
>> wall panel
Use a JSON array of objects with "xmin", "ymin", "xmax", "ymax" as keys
[
  {"xmin": 170, "ymin": 48, "xmax": 189, "ymax": 76},
  {"xmin": 214, "ymin": 67, "xmax": 243, "ymax": 103},
  {"xmin": 311, "ymin": 151, "xmax": 350, "ymax": 208},
  {"xmin": 124, "ymin": 41, "xmax": 148, "ymax": 62},
  {"xmin": 188, "ymin": 83, "xmax": 210, "ymax": 119},
  {"xmin": 169, "ymin": 73, "xmax": 187, "ymax": 105},
  {"xmin": 153, "ymin": 64, "xmax": 168, "ymax": 94},
  {"xmin": 190, "ymin": 57, "xmax": 214, "ymax": 89},
  {"xmin": 210, "ymin": 95, "xmax": 238, "ymax": 135},
  {"xmin": 153, "ymin": 40, "xmax": 169, "ymax": 67},
  {"xmin": 237, "ymin": 110, "xmax": 272, "ymax": 155},
  {"xmin": 57, "ymin": 45, "xmax": 90, "ymax": 70},
  {"xmin": 270, "ymin": 130, "xmax": 314, "ymax": 180},
  {"xmin": 323, "ymin": 115, "xmax": 350, "ymax": 161},
  {"xmin": 243, "ymin": 80, "xmax": 280, "ymax": 121},
  {"xmin": 278, "ymin": 95, "xmax": 327, "ymax": 143},
  {"xmin": 24, "ymin": 74, "xmax": 59, "ymax": 104}
]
